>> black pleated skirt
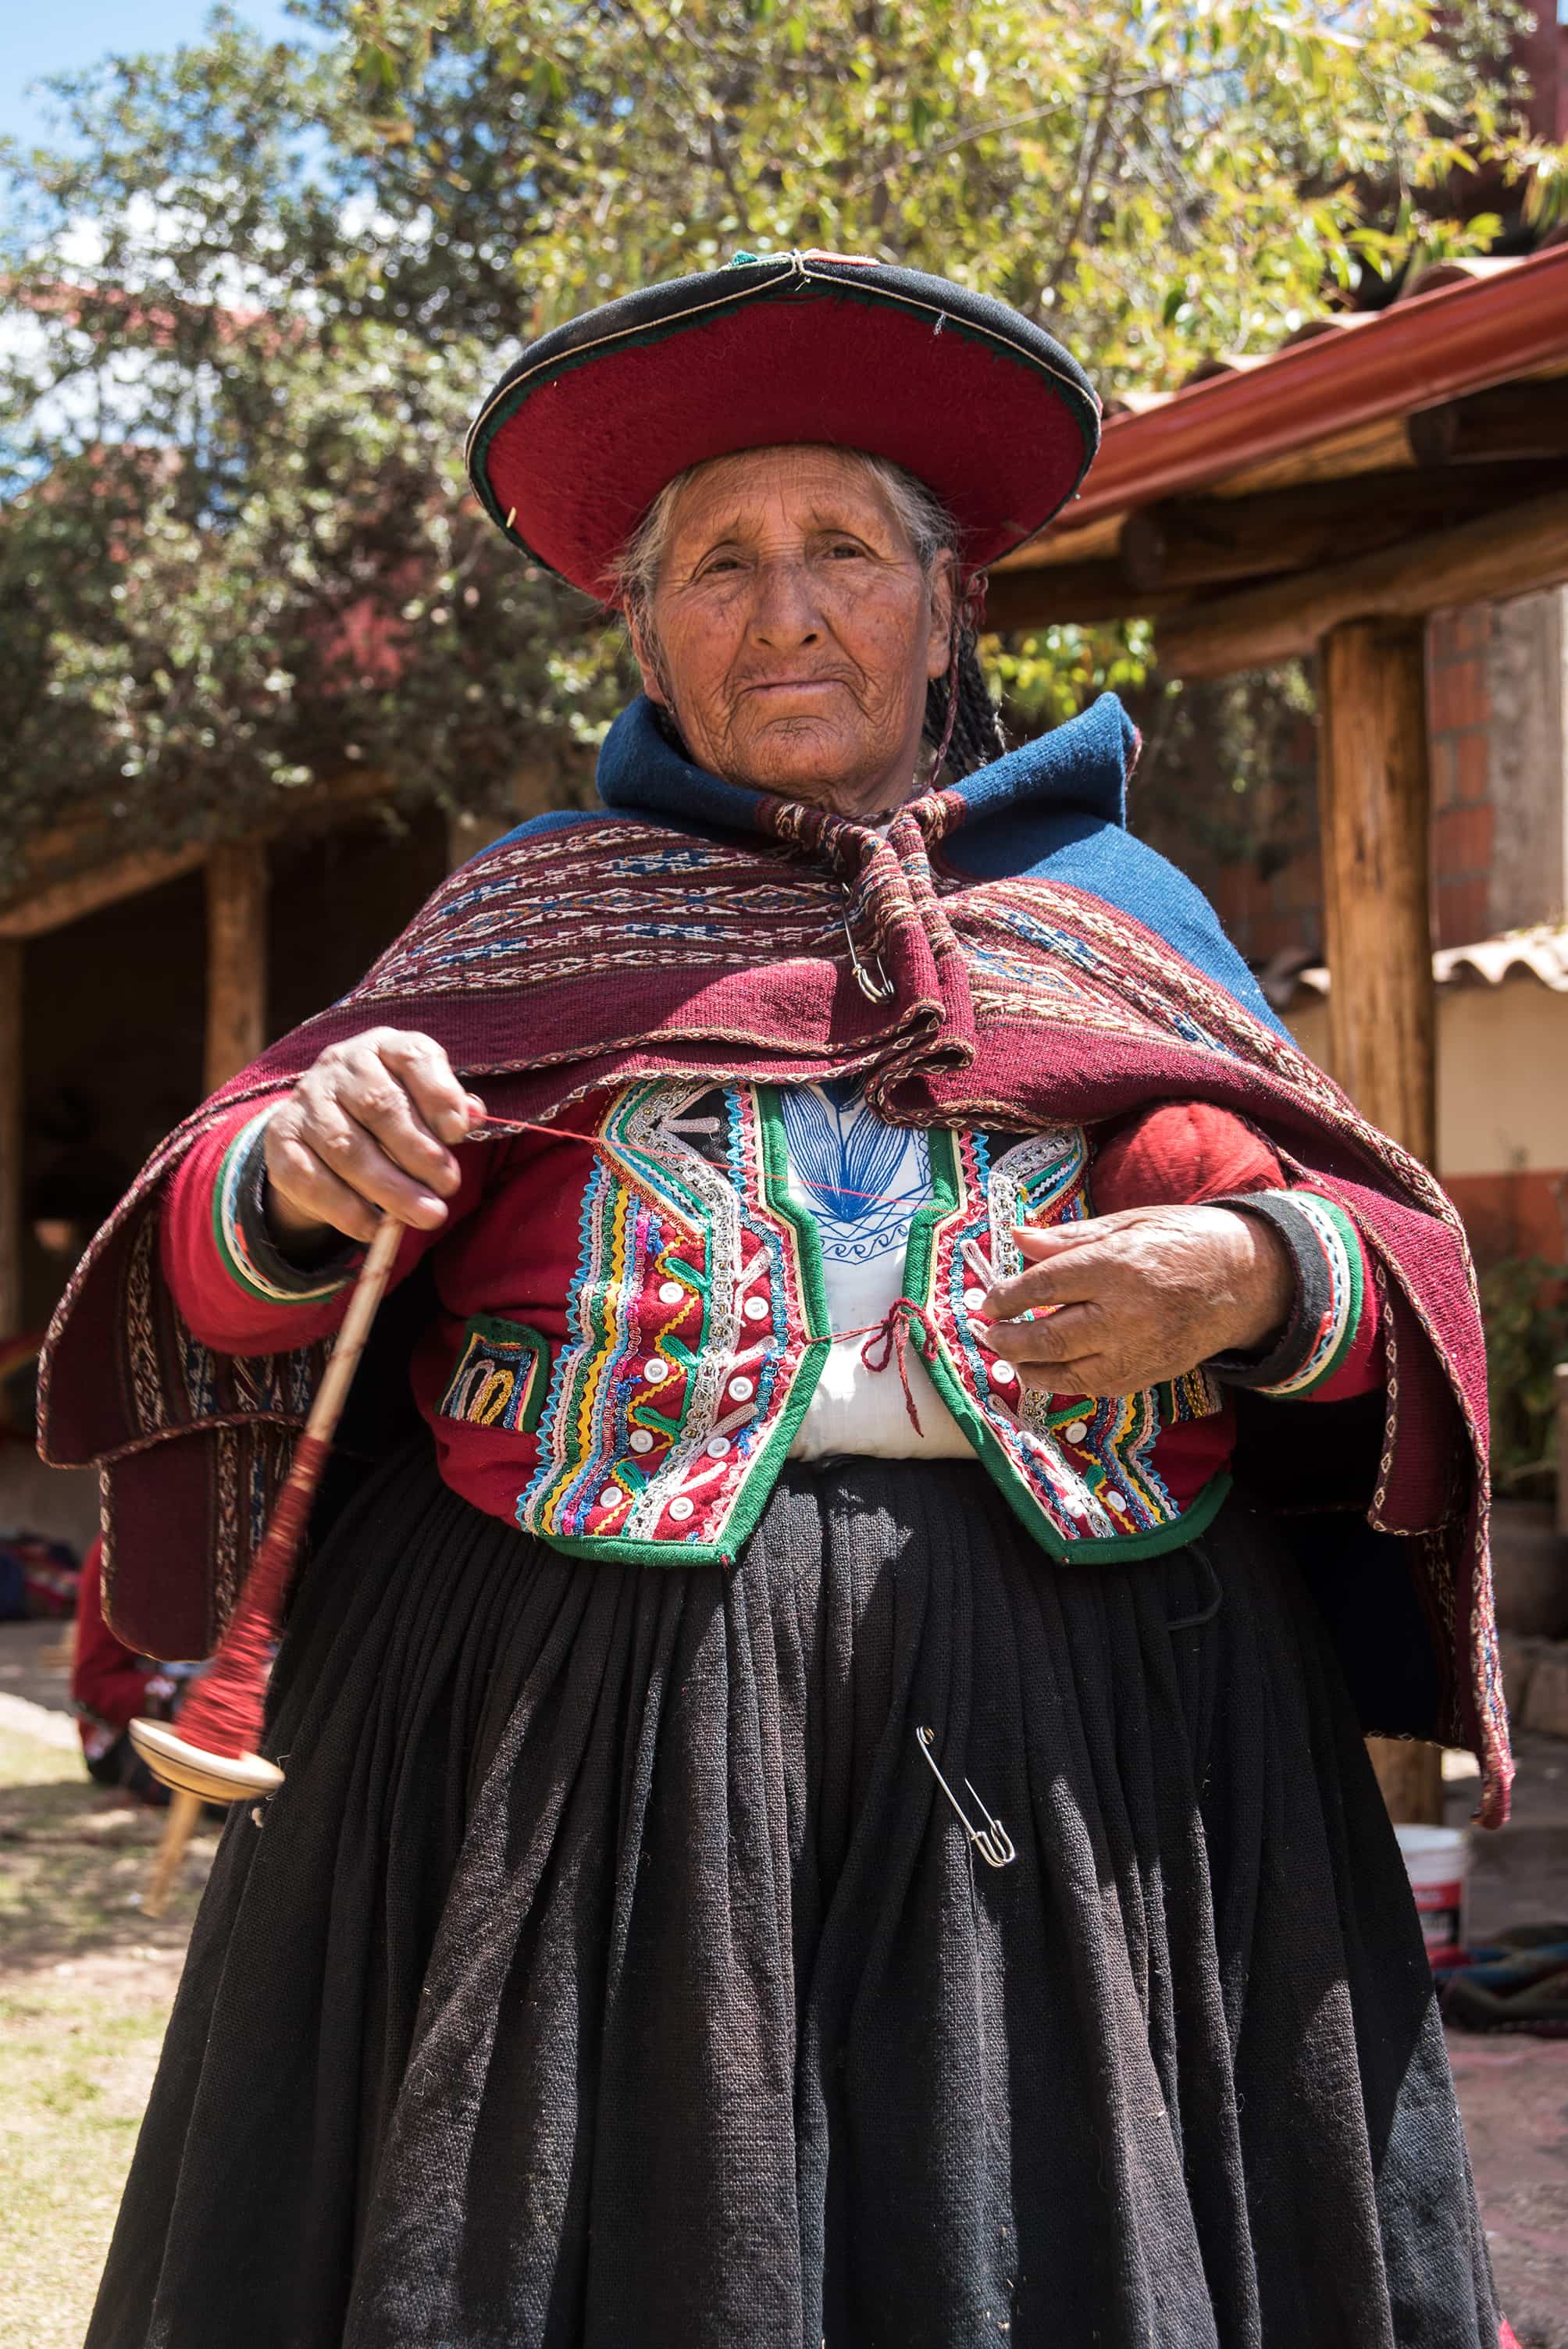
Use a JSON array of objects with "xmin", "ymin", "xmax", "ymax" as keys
[{"xmin": 87, "ymin": 1445, "xmax": 1499, "ymax": 2349}]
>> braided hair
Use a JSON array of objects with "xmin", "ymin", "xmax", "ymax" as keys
[{"xmin": 924, "ymin": 608, "xmax": 1008, "ymax": 780}]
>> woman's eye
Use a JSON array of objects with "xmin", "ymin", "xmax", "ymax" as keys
[{"xmin": 825, "ymin": 541, "xmax": 868, "ymax": 561}]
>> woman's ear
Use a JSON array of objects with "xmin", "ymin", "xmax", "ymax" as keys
[
  {"xmin": 925, "ymin": 552, "xmax": 960, "ymax": 679},
  {"xmin": 627, "ymin": 611, "xmax": 670, "ymax": 707}
]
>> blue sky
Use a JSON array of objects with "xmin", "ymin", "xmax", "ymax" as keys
[{"xmin": 3, "ymin": 0, "xmax": 305, "ymax": 147}]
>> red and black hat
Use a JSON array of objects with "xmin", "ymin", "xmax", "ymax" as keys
[{"xmin": 465, "ymin": 251, "xmax": 1100, "ymax": 601}]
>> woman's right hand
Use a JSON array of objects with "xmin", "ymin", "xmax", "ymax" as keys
[{"xmin": 262, "ymin": 1028, "xmax": 487, "ymax": 1249}]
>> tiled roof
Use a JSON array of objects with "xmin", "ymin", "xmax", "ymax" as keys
[
  {"xmin": 1004, "ymin": 236, "xmax": 1568, "ymax": 558},
  {"xmin": 1275, "ymin": 925, "xmax": 1568, "ymax": 1009}
]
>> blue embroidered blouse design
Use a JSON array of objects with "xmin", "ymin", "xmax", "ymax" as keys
[{"xmin": 778, "ymin": 1083, "xmax": 933, "ymax": 1264}]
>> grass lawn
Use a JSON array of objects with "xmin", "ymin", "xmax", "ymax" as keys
[{"xmin": 0, "ymin": 1716, "xmax": 216, "ymax": 2349}]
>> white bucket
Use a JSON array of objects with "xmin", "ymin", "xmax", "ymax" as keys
[{"xmin": 1394, "ymin": 1825, "xmax": 1471, "ymax": 1962}]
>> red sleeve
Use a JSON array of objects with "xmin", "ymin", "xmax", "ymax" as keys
[
  {"xmin": 159, "ymin": 1093, "xmax": 472, "ymax": 1357},
  {"xmin": 1090, "ymin": 1101, "xmax": 1382, "ymax": 1403},
  {"xmin": 71, "ymin": 1538, "xmax": 152, "ymax": 1728},
  {"xmin": 1091, "ymin": 1099, "xmax": 1284, "ymax": 1212}
]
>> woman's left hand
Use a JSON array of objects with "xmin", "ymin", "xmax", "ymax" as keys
[{"xmin": 979, "ymin": 1204, "xmax": 1294, "ymax": 1398}]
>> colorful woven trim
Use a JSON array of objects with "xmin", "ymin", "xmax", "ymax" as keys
[
  {"xmin": 211, "ymin": 1112, "xmax": 355, "ymax": 1309},
  {"xmin": 1221, "ymin": 1189, "xmax": 1366, "ymax": 1397},
  {"xmin": 515, "ymin": 1082, "xmax": 829, "ymax": 1565},
  {"xmin": 909, "ymin": 1124, "xmax": 1228, "ymax": 1560},
  {"xmin": 439, "ymin": 1314, "xmax": 550, "ymax": 1435}
]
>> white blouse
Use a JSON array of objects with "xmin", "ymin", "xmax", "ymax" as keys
[{"xmin": 781, "ymin": 1084, "xmax": 974, "ymax": 1460}]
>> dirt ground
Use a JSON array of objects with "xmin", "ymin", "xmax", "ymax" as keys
[
  {"xmin": 0, "ymin": 1685, "xmax": 219, "ymax": 2349},
  {"xmin": 1449, "ymin": 1732, "xmax": 1568, "ymax": 2349},
  {"xmin": 2, "ymin": 1616, "xmax": 1566, "ymax": 2348}
]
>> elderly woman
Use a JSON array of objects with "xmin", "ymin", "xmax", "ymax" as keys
[{"xmin": 49, "ymin": 255, "xmax": 1509, "ymax": 2349}]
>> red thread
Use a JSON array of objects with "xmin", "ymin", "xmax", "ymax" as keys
[{"xmin": 856, "ymin": 1297, "xmax": 943, "ymax": 1435}]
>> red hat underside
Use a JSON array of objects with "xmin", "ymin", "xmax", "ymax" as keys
[{"xmin": 477, "ymin": 294, "xmax": 1090, "ymax": 598}]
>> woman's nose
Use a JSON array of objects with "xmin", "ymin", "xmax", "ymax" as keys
[{"xmin": 748, "ymin": 558, "xmax": 823, "ymax": 646}]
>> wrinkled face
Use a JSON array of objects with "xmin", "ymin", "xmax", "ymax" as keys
[{"xmin": 629, "ymin": 445, "xmax": 956, "ymax": 822}]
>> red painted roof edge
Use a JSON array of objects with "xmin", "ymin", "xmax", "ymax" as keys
[{"xmin": 1056, "ymin": 243, "xmax": 1568, "ymax": 536}]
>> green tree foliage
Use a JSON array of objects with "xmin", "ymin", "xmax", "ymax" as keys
[
  {"xmin": 0, "ymin": 0, "xmax": 1542, "ymax": 868},
  {"xmin": 1479, "ymin": 1249, "xmax": 1568, "ymax": 1492}
]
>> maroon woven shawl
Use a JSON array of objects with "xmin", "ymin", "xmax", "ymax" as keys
[{"xmin": 39, "ymin": 800, "xmax": 1509, "ymax": 1823}]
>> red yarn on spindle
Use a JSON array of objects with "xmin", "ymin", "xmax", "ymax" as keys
[{"xmin": 171, "ymin": 1431, "xmax": 332, "ymax": 1762}]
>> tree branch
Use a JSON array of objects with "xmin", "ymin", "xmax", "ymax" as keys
[{"xmin": 1043, "ymin": 55, "xmax": 1122, "ymax": 302}]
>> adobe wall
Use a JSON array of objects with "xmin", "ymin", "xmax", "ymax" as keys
[{"xmin": 1288, "ymin": 977, "xmax": 1568, "ymax": 1266}]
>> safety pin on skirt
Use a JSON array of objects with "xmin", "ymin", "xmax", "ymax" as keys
[{"xmin": 916, "ymin": 1726, "xmax": 1016, "ymax": 1869}]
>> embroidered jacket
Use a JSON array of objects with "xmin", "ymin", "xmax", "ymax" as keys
[{"xmin": 163, "ymin": 1085, "xmax": 1381, "ymax": 1570}]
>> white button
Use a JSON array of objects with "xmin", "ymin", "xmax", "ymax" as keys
[
  {"xmin": 1064, "ymin": 1420, "xmax": 1089, "ymax": 1444},
  {"xmin": 668, "ymin": 1495, "xmax": 695, "ymax": 1521},
  {"xmin": 964, "ymin": 1287, "xmax": 988, "ymax": 1312},
  {"xmin": 728, "ymin": 1375, "xmax": 754, "ymax": 1401},
  {"xmin": 706, "ymin": 1435, "xmax": 732, "ymax": 1458},
  {"xmin": 657, "ymin": 1281, "xmax": 685, "ymax": 1305},
  {"xmin": 990, "ymin": 1360, "xmax": 1017, "ymax": 1385},
  {"xmin": 629, "ymin": 1429, "xmax": 655, "ymax": 1454},
  {"xmin": 743, "ymin": 1296, "xmax": 771, "ymax": 1322},
  {"xmin": 644, "ymin": 1357, "xmax": 672, "ymax": 1385},
  {"xmin": 598, "ymin": 1487, "xmax": 622, "ymax": 1510}
]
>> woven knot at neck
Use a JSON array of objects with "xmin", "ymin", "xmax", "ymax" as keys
[{"xmin": 751, "ymin": 786, "xmax": 966, "ymax": 1018}]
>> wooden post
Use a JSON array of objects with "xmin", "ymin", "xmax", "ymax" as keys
[
  {"xmin": 205, "ymin": 843, "xmax": 269, "ymax": 1094},
  {"xmin": 1318, "ymin": 618, "xmax": 1445, "ymax": 1827},
  {"xmin": 0, "ymin": 940, "xmax": 21, "ymax": 1340},
  {"xmin": 1319, "ymin": 622, "xmax": 1438, "ymax": 1163}
]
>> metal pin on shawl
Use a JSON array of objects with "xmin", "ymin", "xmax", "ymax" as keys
[
  {"xmin": 843, "ymin": 912, "xmax": 895, "ymax": 1001},
  {"xmin": 916, "ymin": 1726, "xmax": 1016, "ymax": 1870}
]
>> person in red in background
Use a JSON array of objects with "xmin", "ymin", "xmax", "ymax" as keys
[{"xmin": 70, "ymin": 1538, "xmax": 194, "ymax": 1804}]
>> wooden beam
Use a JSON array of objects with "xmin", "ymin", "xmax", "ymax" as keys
[
  {"xmin": 0, "ymin": 843, "xmax": 208, "ymax": 941},
  {"xmin": 0, "ymin": 767, "xmax": 397, "ymax": 941},
  {"xmin": 205, "ymin": 842, "xmax": 269, "ymax": 1092},
  {"xmin": 1211, "ymin": 414, "xmax": 1415, "ymax": 501},
  {"xmin": 1121, "ymin": 462, "xmax": 1562, "ymax": 596},
  {"xmin": 1409, "ymin": 380, "xmax": 1568, "ymax": 467},
  {"xmin": 1156, "ymin": 490, "xmax": 1568, "ymax": 679},
  {"xmin": 992, "ymin": 512, "xmax": 1126, "ymax": 573},
  {"xmin": 1318, "ymin": 618, "xmax": 1445, "ymax": 1827},
  {"xmin": 995, "ymin": 415, "xmax": 1417, "ymax": 584},
  {"xmin": 0, "ymin": 942, "xmax": 20, "ymax": 1341},
  {"xmin": 983, "ymin": 561, "xmax": 1188, "ymax": 633}
]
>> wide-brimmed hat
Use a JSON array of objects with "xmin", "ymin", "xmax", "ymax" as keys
[{"xmin": 465, "ymin": 251, "xmax": 1100, "ymax": 601}]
